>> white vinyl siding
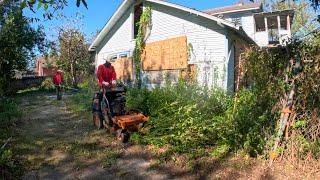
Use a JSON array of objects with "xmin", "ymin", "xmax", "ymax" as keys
[
  {"xmin": 241, "ymin": 15, "xmax": 255, "ymax": 40},
  {"xmin": 224, "ymin": 12, "xmax": 255, "ymax": 41},
  {"xmin": 146, "ymin": 2, "xmax": 228, "ymax": 88},
  {"xmin": 96, "ymin": 6, "xmax": 135, "ymax": 66}
]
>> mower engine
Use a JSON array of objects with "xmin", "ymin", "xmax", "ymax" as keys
[{"xmin": 92, "ymin": 87, "xmax": 126, "ymax": 116}]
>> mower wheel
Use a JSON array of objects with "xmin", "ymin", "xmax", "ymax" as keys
[
  {"xmin": 117, "ymin": 130, "xmax": 130, "ymax": 143},
  {"xmin": 137, "ymin": 122, "xmax": 147, "ymax": 130},
  {"xmin": 93, "ymin": 112, "xmax": 103, "ymax": 129}
]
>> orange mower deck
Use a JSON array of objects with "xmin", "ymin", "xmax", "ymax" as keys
[{"xmin": 112, "ymin": 113, "xmax": 149, "ymax": 130}]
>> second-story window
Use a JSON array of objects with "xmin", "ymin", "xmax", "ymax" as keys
[
  {"xmin": 255, "ymin": 16, "xmax": 265, "ymax": 32},
  {"xmin": 280, "ymin": 15, "xmax": 288, "ymax": 30},
  {"xmin": 134, "ymin": 3, "xmax": 143, "ymax": 39},
  {"xmin": 231, "ymin": 17, "xmax": 241, "ymax": 26}
]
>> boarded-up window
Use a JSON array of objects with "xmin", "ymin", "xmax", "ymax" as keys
[
  {"xmin": 111, "ymin": 58, "xmax": 133, "ymax": 81},
  {"xmin": 142, "ymin": 36, "xmax": 188, "ymax": 71},
  {"xmin": 180, "ymin": 64, "xmax": 198, "ymax": 81}
]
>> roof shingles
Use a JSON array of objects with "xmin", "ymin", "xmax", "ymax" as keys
[{"xmin": 204, "ymin": 3, "xmax": 262, "ymax": 15}]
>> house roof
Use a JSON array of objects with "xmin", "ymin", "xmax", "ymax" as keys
[
  {"xmin": 89, "ymin": 0, "xmax": 254, "ymax": 51},
  {"xmin": 204, "ymin": 3, "xmax": 262, "ymax": 15},
  {"xmin": 253, "ymin": 9, "xmax": 295, "ymax": 17}
]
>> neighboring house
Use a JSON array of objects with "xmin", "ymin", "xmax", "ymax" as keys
[
  {"xmin": 35, "ymin": 56, "xmax": 58, "ymax": 77},
  {"xmin": 204, "ymin": 3, "xmax": 294, "ymax": 47},
  {"xmin": 89, "ymin": 0, "xmax": 294, "ymax": 91}
]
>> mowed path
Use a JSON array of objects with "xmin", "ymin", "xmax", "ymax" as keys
[
  {"xmin": 15, "ymin": 93, "xmax": 175, "ymax": 180},
  {"xmin": 12, "ymin": 93, "xmax": 320, "ymax": 180}
]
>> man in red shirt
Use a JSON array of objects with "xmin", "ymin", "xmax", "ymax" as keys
[
  {"xmin": 53, "ymin": 70, "xmax": 63, "ymax": 100},
  {"xmin": 95, "ymin": 60, "xmax": 117, "ymax": 128},
  {"xmin": 96, "ymin": 60, "xmax": 117, "ymax": 89}
]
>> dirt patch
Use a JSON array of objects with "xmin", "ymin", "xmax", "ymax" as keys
[{"xmin": 14, "ymin": 93, "xmax": 177, "ymax": 179}]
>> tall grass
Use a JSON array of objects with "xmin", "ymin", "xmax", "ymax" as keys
[
  {"xmin": 66, "ymin": 79, "xmax": 273, "ymax": 157},
  {"xmin": 127, "ymin": 81, "xmax": 273, "ymax": 157},
  {"xmin": 0, "ymin": 98, "xmax": 21, "ymax": 174},
  {"xmin": 66, "ymin": 77, "xmax": 98, "ymax": 113}
]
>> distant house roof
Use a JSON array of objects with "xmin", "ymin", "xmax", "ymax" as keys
[
  {"xmin": 204, "ymin": 3, "xmax": 262, "ymax": 15},
  {"xmin": 253, "ymin": 9, "xmax": 295, "ymax": 17}
]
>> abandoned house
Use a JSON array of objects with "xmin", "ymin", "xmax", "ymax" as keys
[{"xmin": 89, "ymin": 0, "xmax": 294, "ymax": 91}]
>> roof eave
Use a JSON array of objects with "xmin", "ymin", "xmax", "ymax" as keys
[
  {"xmin": 253, "ymin": 9, "xmax": 295, "ymax": 17},
  {"xmin": 146, "ymin": 0, "xmax": 239, "ymax": 30},
  {"xmin": 88, "ymin": 0, "xmax": 134, "ymax": 52},
  {"xmin": 228, "ymin": 26, "xmax": 257, "ymax": 45},
  {"xmin": 89, "ymin": 0, "xmax": 243, "ymax": 52},
  {"xmin": 209, "ymin": 6, "xmax": 262, "ymax": 15}
]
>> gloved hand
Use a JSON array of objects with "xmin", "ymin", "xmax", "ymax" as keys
[
  {"xmin": 112, "ymin": 80, "xmax": 116, "ymax": 86},
  {"xmin": 102, "ymin": 81, "xmax": 109, "ymax": 86}
]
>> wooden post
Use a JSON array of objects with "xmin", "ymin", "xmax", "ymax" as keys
[
  {"xmin": 287, "ymin": 15, "xmax": 291, "ymax": 38},
  {"xmin": 264, "ymin": 16, "xmax": 268, "ymax": 32},
  {"xmin": 277, "ymin": 15, "xmax": 281, "ymax": 43},
  {"xmin": 264, "ymin": 16, "xmax": 268, "ymax": 45}
]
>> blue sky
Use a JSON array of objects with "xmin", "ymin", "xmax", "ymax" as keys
[{"xmin": 24, "ymin": 0, "xmax": 238, "ymax": 41}]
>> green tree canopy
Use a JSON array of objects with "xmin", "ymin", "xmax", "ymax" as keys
[
  {"xmin": 0, "ymin": 0, "xmax": 46, "ymax": 95},
  {"xmin": 57, "ymin": 28, "xmax": 91, "ymax": 87}
]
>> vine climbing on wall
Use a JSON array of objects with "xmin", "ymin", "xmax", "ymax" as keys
[{"xmin": 133, "ymin": 6, "xmax": 152, "ymax": 88}]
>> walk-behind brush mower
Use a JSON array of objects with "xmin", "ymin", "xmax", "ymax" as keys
[{"xmin": 92, "ymin": 86, "xmax": 148, "ymax": 143}]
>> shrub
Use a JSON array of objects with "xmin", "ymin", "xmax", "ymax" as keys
[
  {"xmin": 0, "ymin": 98, "xmax": 21, "ymax": 177},
  {"xmin": 40, "ymin": 77, "xmax": 55, "ymax": 90},
  {"xmin": 242, "ymin": 34, "xmax": 320, "ymax": 159},
  {"xmin": 0, "ymin": 98, "xmax": 21, "ymax": 134},
  {"xmin": 126, "ymin": 82, "xmax": 270, "ymax": 157}
]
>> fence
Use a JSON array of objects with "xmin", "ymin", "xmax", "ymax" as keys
[{"xmin": 8, "ymin": 76, "xmax": 46, "ymax": 94}]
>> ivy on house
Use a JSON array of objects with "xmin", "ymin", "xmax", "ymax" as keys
[{"xmin": 133, "ymin": 5, "xmax": 152, "ymax": 88}]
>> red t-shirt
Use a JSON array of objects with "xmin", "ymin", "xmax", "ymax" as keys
[
  {"xmin": 53, "ymin": 72, "xmax": 62, "ymax": 85},
  {"xmin": 96, "ymin": 64, "xmax": 117, "ymax": 87}
]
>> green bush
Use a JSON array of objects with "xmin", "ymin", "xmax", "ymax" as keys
[
  {"xmin": 0, "ymin": 98, "xmax": 21, "ymax": 134},
  {"xmin": 0, "ymin": 150, "xmax": 13, "ymax": 167},
  {"xmin": 126, "ymin": 82, "xmax": 270, "ymax": 157},
  {"xmin": 40, "ymin": 77, "xmax": 55, "ymax": 90},
  {"xmin": 0, "ymin": 98, "xmax": 21, "ymax": 176}
]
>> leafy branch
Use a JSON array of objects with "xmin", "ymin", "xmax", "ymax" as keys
[{"xmin": 133, "ymin": 6, "xmax": 152, "ymax": 88}]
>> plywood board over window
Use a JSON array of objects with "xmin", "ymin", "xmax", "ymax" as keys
[
  {"xmin": 111, "ymin": 58, "xmax": 133, "ymax": 81},
  {"xmin": 142, "ymin": 36, "xmax": 188, "ymax": 71}
]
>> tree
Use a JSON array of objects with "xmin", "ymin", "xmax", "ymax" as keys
[
  {"xmin": 57, "ymin": 28, "xmax": 90, "ymax": 87},
  {"xmin": 15, "ymin": 0, "xmax": 88, "ymax": 21},
  {"xmin": 0, "ymin": 0, "xmax": 46, "ymax": 95},
  {"xmin": 252, "ymin": 0, "xmax": 319, "ymax": 10},
  {"xmin": 20, "ymin": 0, "xmax": 88, "ymax": 10}
]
